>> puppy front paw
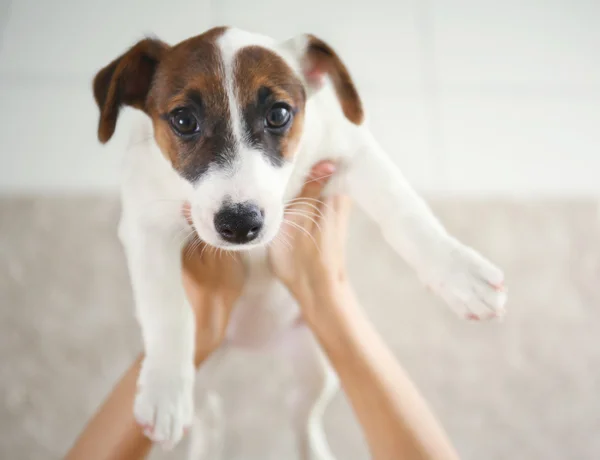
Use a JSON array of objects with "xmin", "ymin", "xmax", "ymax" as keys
[
  {"xmin": 134, "ymin": 359, "xmax": 195, "ymax": 449},
  {"xmin": 421, "ymin": 238, "xmax": 507, "ymax": 320}
]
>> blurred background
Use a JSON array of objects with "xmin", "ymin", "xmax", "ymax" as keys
[{"xmin": 0, "ymin": 0, "xmax": 599, "ymax": 459}]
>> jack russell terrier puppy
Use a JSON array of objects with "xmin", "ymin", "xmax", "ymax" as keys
[{"xmin": 93, "ymin": 26, "xmax": 506, "ymax": 458}]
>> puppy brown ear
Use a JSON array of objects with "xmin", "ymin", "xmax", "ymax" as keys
[
  {"xmin": 302, "ymin": 35, "xmax": 364, "ymax": 125},
  {"xmin": 93, "ymin": 38, "xmax": 169, "ymax": 143}
]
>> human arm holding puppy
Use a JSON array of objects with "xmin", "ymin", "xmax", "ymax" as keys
[
  {"xmin": 66, "ymin": 243, "xmax": 245, "ymax": 460},
  {"xmin": 67, "ymin": 161, "xmax": 458, "ymax": 460},
  {"xmin": 269, "ymin": 161, "xmax": 460, "ymax": 460}
]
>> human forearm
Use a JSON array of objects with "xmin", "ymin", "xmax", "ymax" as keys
[
  {"xmin": 303, "ymin": 284, "xmax": 460, "ymax": 460},
  {"xmin": 269, "ymin": 160, "xmax": 459, "ymax": 459},
  {"xmin": 65, "ymin": 355, "xmax": 151, "ymax": 460}
]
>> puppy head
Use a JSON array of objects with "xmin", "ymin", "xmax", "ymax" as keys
[{"xmin": 93, "ymin": 27, "xmax": 362, "ymax": 249}]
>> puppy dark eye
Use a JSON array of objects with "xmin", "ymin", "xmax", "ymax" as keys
[
  {"xmin": 169, "ymin": 108, "xmax": 200, "ymax": 136},
  {"xmin": 265, "ymin": 104, "xmax": 292, "ymax": 130}
]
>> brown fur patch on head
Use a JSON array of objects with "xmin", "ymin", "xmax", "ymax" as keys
[
  {"xmin": 234, "ymin": 46, "xmax": 306, "ymax": 162},
  {"xmin": 148, "ymin": 27, "xmax": 236, "ymax": 179},
  {"xmin": 93, "ymin": 27, "xmax": 241, "ymax": 182},
  {"xmin": 93, "ymin": 28, "xmax": 311, "ymax": 183},
  {"xmin": 304, "ymin": 35, "xmax": 364, "ymax": 125}
]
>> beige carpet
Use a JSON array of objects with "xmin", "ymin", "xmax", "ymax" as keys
[{"xmin": 1, "ymin": 196, "xmax": 599, "ymax": 460}]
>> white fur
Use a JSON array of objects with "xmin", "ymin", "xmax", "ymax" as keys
[
  {"xmin": 189, "ymin": 152, "xmax": 293, "ymax": 249},
  {"xmin": 117, "ymin": 27, "xmax": 506, "ymax": 456}
]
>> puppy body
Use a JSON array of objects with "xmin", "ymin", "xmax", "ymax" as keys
[
  {"xmin": 98, "ymin": 27, "xmax": 506, "ymax": 458},
  {"xmin": 120, "ymin": 104, "xmax": 342, "ymax": 460}
]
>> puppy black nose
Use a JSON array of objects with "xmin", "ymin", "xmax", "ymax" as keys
[{"xmin": 214, "ymin": 202, "xmax": 264, "ymax": 244}]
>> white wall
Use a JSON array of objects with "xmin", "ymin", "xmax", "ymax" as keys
[{"xmin": 0, "ymin": 0, "xmax": 598, "ymax": 195}]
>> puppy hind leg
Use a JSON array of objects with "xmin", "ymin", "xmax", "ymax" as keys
[
  {"xmin": 282, "ymin": 325, "xmax": 339, "ymax": 460},
  {"xmin": 186, "ymin": 345, "xmax": 230, "ymax": 460},
  {"xmin": 186, "ymin": 391, "xmax": 225, "ymax": 460},
  {"xmin": 304, "ymin": 365, "xmax": 339, "ymax": 460}
]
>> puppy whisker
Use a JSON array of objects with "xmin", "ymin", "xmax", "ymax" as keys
[
  {"xmin": 284, "ymin": 200, "xmax": 325, "ymax": 218},
  {"xmin": 284, "ymin": 210, "xmax": 322, "ymax": 233},
  {"xmin": 286, "ymin": 196, "xmax": 333, "ymax": 213},
  {"xmin": 283, "ymin": 218, "xmax": 322, "ymax": 256}
]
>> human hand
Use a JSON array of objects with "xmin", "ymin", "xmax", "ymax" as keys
[{"xmin": 268, "ymin": 161, "xmax": 352, "ymax": 319}]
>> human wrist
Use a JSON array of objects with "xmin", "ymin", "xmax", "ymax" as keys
[
  {"xmin": 296, "ymin": 275, "xmax": 353, "ymax": 324},
  {"xmin": 299, "ymin": 280, "xmax": 365, "ymax": 362}
]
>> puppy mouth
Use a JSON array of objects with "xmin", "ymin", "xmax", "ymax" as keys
[
  {"xmin": 201, "ymin": 229, "xmax": 278, "ymax": 251},
  {"xmin": 211, "ymin": 238, "xmax": 268, "ymax": 251}
]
